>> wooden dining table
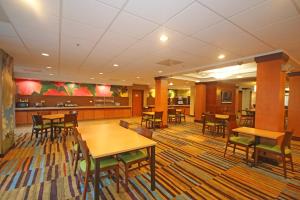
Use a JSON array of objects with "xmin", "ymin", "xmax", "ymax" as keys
[
  {"xmin": 232, "ymin": 127, "xmax": 284, "ymax": 165},
  {"xmin": 78, "ymin": 124, "xmax": 157, "ymax": 200},
  {"xmin": 42, "ymin": 113, "xmax": 64, "ymax": 141}
]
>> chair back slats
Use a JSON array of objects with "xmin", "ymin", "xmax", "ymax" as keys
[
  {"xmin": 136, "ymin": 127, "xmax": 153, "ymax": 139},
  {"xmin": 77, "ymin": 133, "xmax": 90, "ymax": 170},
  {"xmin": 32, "ymin": 115, "xmax": 43, "ymax": 126},
  {"xmin": 154, "ymin": 111, "xmax": 163, "ymax": 119},
  {"xmin": 168, "ymin": 109, "xmax": 176, "ymax": 115},
  {"xmin": 119, "ymin": 120, "xmax": 129, "ymax": 129},
  {"xmin": 64, "ymin": 114, "xmax": 76, "ymax": 124},
  {"xmin": 281, "ymin": 131, "xmax": 293, "ymax": 151}
]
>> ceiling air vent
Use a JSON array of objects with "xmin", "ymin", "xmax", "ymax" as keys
[{"xmin": 157, "ymin": 59, "xmax": 183, "ymax": 67}]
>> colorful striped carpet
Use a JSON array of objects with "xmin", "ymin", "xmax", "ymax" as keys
[{"xmin": 0, "ymin": 120, "xmax": 300, "ymax": 199}]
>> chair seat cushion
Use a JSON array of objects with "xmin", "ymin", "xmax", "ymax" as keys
[
  {"xmin": 206, "ymin": 122, "xmax": 222, "ymax": 126},
  {"xmin": 119, "ymin": 149, "xmax": 147, "ymax": 163},
  {"xmin": 256, "ymin": 144, "xmax": 291, "ymax": 154},
  {"xmin": 79, "ymin": 156, "xmax": 118, "ymax": 172},
  {"xmin": 55, "ymin": 122, "xmax": 74, "ymax": 128},
  {"xmin": 168, "ymin": 114, "xmax": 176, "ymax": 117},
  {"xmin": 149, "ymin": 118, "xmax": 162, "ymax": 122},
  {"xmin": 73, "ymin": 143, "xmax": 79, "ymax": 152},
  {"xmin": 229, "ymin": 136, "xmax": 254, "ymax": 146},
  {"xmin": 34, "ymin": 124, "xmax": 51, "ymax": 129}
]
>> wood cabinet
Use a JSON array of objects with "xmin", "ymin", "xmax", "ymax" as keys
[{"xmin": 15, "ymin": 107, "xmax": 132, "ymax": 126}]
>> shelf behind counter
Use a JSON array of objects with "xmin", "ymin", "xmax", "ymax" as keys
[{"xmin": 15, "ymin": 106, "xmax": 132, "ymax": 126}]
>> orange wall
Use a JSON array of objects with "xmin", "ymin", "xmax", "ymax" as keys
[
  {"xmin": 255, "ymin": 59, "xmax": 286, "ymax": 131},
  {"xmin": 194, "ymin": 84, "xmax": 206, "ymax": 121},
  {"xmin": 288, "ymin": 75, "xmax": 300, "ymax": 137}
]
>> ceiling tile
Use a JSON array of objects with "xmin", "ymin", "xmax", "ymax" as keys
[
  {"xmin": 198, "ymin": 0, "xmax": 265, "ymax": 17},
  {"xmin": 95, "ymin": 0, "xmax": 127, "ymax": 8},
  {"xmin": 171, "ymin": 37, "xmax": 207, "ymax": 55},
  {"xmin": 166, "ymin": 2, "xmax": 222, "ymax": 35},
  {"xmin": 0, "ymin": 22, "xmax": 18, "ymax": 37},
  {"xmin": 193, "ymin": 21, "xmax": 272, "ymax": 56},
  {"xmin": 109, "ymin": 12, "xmax": 159, "ymax": 39},
  {"xmin": 63, "ymin": 0, "xmax": 119, "ymax": 28},
  {"xmin": 124, "ymin": 0, "xmax": 193, "ymax": 24},
  {"xmin": 230, "ymin": 0, "xmax": 299, "ymax": 31},
  {"xmin": 62, "ymin": 19, "xmax": 105, "ymax": 43}
]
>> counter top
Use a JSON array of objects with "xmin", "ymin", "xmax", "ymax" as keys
[
  {"xmin": 147, "ymin": 105, "xmax": 190, "ymax": 108},
  {"xmin": 16, "ymin": 106, "xmax": 132, "ymax": 111}
]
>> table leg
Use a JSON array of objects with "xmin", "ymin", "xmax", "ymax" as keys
[
  {"xmin": 94, "ymin": 158, "xmax": 100, "ymax": 200},
  {"xmin": 252, "ymin": 136, "xmax": 260, "ymax": 167},
  {"xmin": 150, "ymin": 145, "xmax": 156, "ymax": 191},
  {"xmin": 50, "ymin": 119, "xmax": 54, "ymax": 142}
]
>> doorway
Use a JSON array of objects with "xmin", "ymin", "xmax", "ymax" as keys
[{"xmin": 132, "ymin": 90, "xmax": 144, "ymax": 117}]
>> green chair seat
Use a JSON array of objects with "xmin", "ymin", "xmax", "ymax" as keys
[
  {"xmin": 79, "ymin": 156, "xmax": 118, "ymax": 172},
  {"xmin": 55, "ymin": 122, "xmax": 74, "ymax": 128},
  {"xmin": 33, "ymin": 124, "xmax": 51, "ymax": 129},
  {"xmin": 73, "ymin": 143, "xmax": 79, "ymax": 152},
  {"xmin": 229, "ymin": 136, "xmax": 254, "ymax": 146},
  {"xmin": 168, "ymin": 114, "xmax": 176, "ymax": 117},
  {"xmin": 148, "ymin": 118, "xmax": 162, "ymax": 122},
  {"xmin": 256, "ymin": 144, "xmax": 291, "ymax": 154},
  {"xmin": 206, "ymin": 122, "xmax": 222, "ymax": 126},
  {"xmin": 119, "ymin": 150, "xmax": 147, "ymax": 163}
]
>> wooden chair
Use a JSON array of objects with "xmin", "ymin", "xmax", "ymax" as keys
[
  {"xmin": 119, "ymin": 120, "xmax": 129, "ymax": 129},
  {"xmin": 54, "ymin": 114, "xmax": 76, "ymax": 139},
  {"xmin": 168, "ymin": 108, "xmax": 177, "ymax": 123},
  {"xmin": 69, "ymin": 110, "xmax": 78, "ymax": 127},
  {"xmin": 215, "ymin": 114, "xmax": 230, "ymax": 138},
  {"xmin": 224, "ymin": 121, "xmax": 254, "ymax": 164},
  {"xmin": 177, "ymin": 109, "xmax": 186, "ymax": 122},
  {"xmin": 148, "ymin": 111, "xmax": 163, "ymax": 130},
  {"xmin": 77, "ymin": 135, "xmax": 119, "ymax": 200},
  {"xmin": 141, "ymin": 108, "xmax": 151, "ymax": 128},
  {"xmin": 31, "ymin": 115, "xmax": 51, "ymax": 140},
  {"xmin": 118, "ymin": 127, "xmax": 153, "ymax": 190},
  {"xmin": 72, "ymin": 129, "xmax": 82, "ymax": 176},
  {"xmin": 202, "ymin": 113, "xmax": 221, "ymax": 135},
  {"xmin": 255, "ymin": 131, "xmax": 294, "ymax": 178}
]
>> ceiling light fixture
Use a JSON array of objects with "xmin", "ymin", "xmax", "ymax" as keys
[
  {"xmin": 236, "ymin": 75, "xmax": 243, "ymax": 78},
  {"xmin": 46, "ymin": 66, "xmax": 52, "ymax": 69},
  {"xmin": 218, "ymin": 54, "xmax": 225, "ymax": 59},
  {"xmin": 41, "ymin": 53, "xmax": 49, "ymax": 57},
  {"xmin": 90, "ymin": 77, "xmax": 95, "ymax": 80},
  {"xmin": 49, "ymin": 73, "xmax": 54, "ymax": 76},
  {"xmin": 136, "ymin": 76, "xmax": 140, "ymax": 79},
  {"xmin": 195, "ymin": 80, "xmax": 200, "ymax": 83},
  {"xmin": 99, "ymin": 72, "xmax": 103, "ymax": 75},
  {"xmin": 158, "ymin": 70, "xmax": 163, "ymax": 73},
  {"xmin": 169, "ymin": 82, "xmax": 173, "ymax": 86},
  {"xmin": 160, "ymin": 34, "xmax": 168, "ymax": 42},
  {"xmin": 113, "ymin": 64, "xmax": 119, "ymax": 67}
]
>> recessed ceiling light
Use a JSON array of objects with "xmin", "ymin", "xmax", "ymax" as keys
[
  {"xmin": 169, "ymin": 82, "xmax": 173, "ymax": 86},
  {"xmin": 218, "ymin": 54, "xmax": 225, "ymax": 59},
  {"xmin": 136, "ymin": 76, "xmax": 140, "ymax": 79},
  {"xmin": 196, "ymin": 80, "xmax": 200, "ymax": 83},
  {"xmin": 99, "ymin": 72, "xmax": 103, "ymax": 75},
  {"xmin": 160, "ymin": 34, "xmax": 168, "ymax": 42},
  {"xmin": 90, "ymin": 77, "xmax": 95, "ymax": 80},
  {"xmin": 49, "ymin": 73, "xmax": 54, "ymax": 76},
  {"xmin": 158, "ymin": 70, "xmax": 163, "ymax": 73},
  {"xmin": 237, "ymin": 75, "xmax": 243, "ymax": 78},
  {"xmin": 41, "ymin": 53, "xmax": 49, "ymax": 57},
  {"xmin": 122, "ymin": 80, "xmax": 126, "ymax": 82},
  {"xmin": 113, "ymin": 64, "xmax": 119, "ymax": 67},
  {"xmin": 46, "ymin": 66, "xmax": 52, "ymax": 69}
]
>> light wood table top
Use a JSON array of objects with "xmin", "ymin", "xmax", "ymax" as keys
[
  {"xmin": 215, "ymin": 114, "xmax": 229, "ymax": 119},
  {"xmin": 232, "ymin": 127, "xmax": 284, "ymax": 139},
  {"xmin": 143, "ymin": 112, "xmax": 155, "ymax": 116},
  {"xmin": 78, "ymin": 124, "xmax": 156, "ymax": 158},
  {"xmin": 42, "ymin": 113, "xmax": 65, "ymax": 120}
]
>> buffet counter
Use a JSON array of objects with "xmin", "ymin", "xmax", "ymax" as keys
[{"xmin": 15, "ymin": 106, "xmax": 132, "ymax": 126}]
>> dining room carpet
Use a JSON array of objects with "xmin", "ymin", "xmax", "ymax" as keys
[{"xmin": 0, "ymin": 120, "xmax": 300, "ymax": 200}]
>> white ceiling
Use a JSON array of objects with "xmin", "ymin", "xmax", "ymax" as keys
[{"xmin": 0, "ymin": 0, "xmax": 299, "ymax": 86}]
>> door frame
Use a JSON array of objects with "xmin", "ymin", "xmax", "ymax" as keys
[{"xmin": 132, "ymin": 89, "xmax": 144, "ymax": 117}]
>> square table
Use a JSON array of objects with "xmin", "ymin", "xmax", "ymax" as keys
[
  {"xmin": 232, "ymin": 127, "xmax": 284, "ymax": 165},
  {"xmin": 42, "ymin": 114, "xmax": 64, "ymax": 141},
  {"xmin": 78, "ymin": 124, "xmax": 157, "ymax": 200}
]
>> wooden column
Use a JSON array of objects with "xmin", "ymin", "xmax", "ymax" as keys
[
  {"xmin": 194, "ymin": 83, "xmax": 206, "ymax": 122},
  {"xmin": 254, "ymin": 52, "xmax": 288, "ymax": 132},
  {"xmin": 155, "ymin": 77, "xmax": 168, "ymax": 127},
  {"xmin": 288, "ymin": 72, "xmax": 300, "ymax": 138}
]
